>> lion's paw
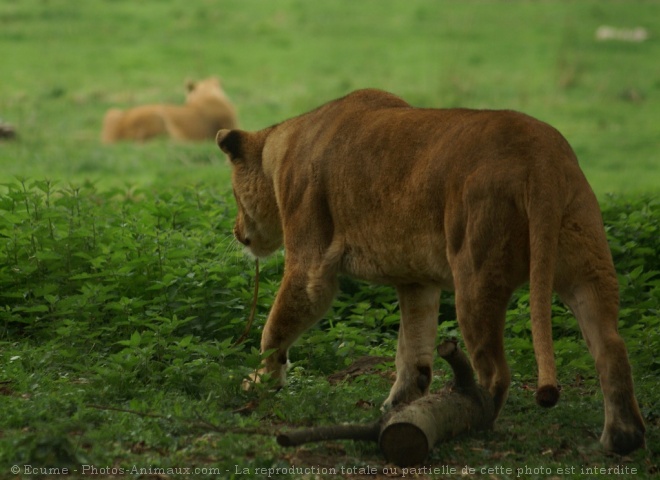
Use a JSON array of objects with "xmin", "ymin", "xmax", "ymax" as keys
[{"xmin": 601, "ymin": 424, "xmax": 645, "ymax": 455}]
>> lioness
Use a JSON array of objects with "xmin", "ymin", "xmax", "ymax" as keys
[
  {"xmin": 217, "ymin": 89, "xmax": 645, "ymax": 454},
  {"xmin": 101, "ymin": 77, "xmax": 237, "ymax": 143}
]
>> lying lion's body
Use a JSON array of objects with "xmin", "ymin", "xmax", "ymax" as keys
[
  {"xmin": 217, "ymin": 89, "xmax": 645, "ymax": 454},
  {"xmin": 102, "ymin": 77, "xmax": 237, "ymax": 143}
]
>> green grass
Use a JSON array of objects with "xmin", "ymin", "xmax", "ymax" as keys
[
  {"xmin": 0, "ymin": 181, "xmax": 658, "ymax": 479},
  {"xmin": 1, "ymin": 1, "xmax": 659, "ymax": 478}
]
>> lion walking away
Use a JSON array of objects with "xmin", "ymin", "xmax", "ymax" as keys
[
  {"xmin": 217, "ymin": 88, "xmax": 645, "ymax": 455},
  {"xmin": 102, "ymin": 77, "xmax": 237, "ymax": 143}
]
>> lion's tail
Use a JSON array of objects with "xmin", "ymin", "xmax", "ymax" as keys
[{"xmin": 527, "ymin": 169, "xmax": 564, "ymax": 408}]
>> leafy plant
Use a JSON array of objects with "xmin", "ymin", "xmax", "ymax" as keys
[{"xmin": 1, "ymin": 172, "xmax": 659, "ymax": 477}]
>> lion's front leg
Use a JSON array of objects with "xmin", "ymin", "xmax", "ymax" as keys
[
  {"xmin": 383, "ymin": 283, "xmax": 441, "ymax": 409},
  {"xmin": 244, "ymin": 265, "xmax": 338, "ymax": 389}
]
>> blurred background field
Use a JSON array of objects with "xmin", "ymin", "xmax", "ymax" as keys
[{"xmin": 1, "ymin": 0, "xmax": 658, "ymax": 194}]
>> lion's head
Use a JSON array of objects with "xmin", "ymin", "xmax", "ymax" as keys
[
  {"xmin": 185, "ymin": 77, "xmax": 230, "ymax": 106},
  {"xmin": 216, "ymin": 128, "xmax": 282, "ymax": 258}
]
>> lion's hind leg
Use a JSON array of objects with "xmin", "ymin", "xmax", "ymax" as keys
[
  {"xmin": 556, "ymin": 215, "xmax": 645, "ymax": 454},
  {"xmin": 453, "ymin": 273, "xmax": 513, "ymax": 418},
  {"xmin": 446, "ymin": 193, "xmax": 522, "ymax": 418},
  {"xmin": 558, "ymin": 281, "xmax": 645, "ymax": 454}
]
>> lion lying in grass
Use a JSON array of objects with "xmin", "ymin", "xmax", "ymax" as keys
[{"xmin": 101, "ymin": 77, "xmax": 237, "ymax": 143}]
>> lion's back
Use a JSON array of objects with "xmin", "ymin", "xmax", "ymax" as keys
[
  {"xmin": 101, "ymin": 106, "xmax": 168, "ymax": 143},
  {"xmin": 267, "ymin": 95, "xmax": 585, "ymax": 285}
]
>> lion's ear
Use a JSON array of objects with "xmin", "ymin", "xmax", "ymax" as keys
[
  {"xmin": 185, "ymin": 79, "xmax": 196, "ymax": 92},
  {"xmin": 216, "ymin": 129, "xmax": 243, "ymax": 161}
]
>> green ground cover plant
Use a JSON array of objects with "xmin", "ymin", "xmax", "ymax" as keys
[
  {"xmin": 0, "ymin": 182, "xmax": 658, "ymax": 479},
  {"xmin": 1, "ymin": 0, "xmax": 658, "ymax": 478}
]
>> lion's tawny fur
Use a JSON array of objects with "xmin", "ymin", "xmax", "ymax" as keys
[
  {"xmin": 102, "ymin": 77, "xmax": 237, "ymax": 143},
  {"xmin": 217, "ymin": 89, "xmax": 645, "ymax": 455}
]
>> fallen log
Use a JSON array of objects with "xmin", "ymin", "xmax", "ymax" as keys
[
  {"xmin": 277, "ymin": 340, "xmax": 495, "ymax": 467},
  {"xmin": 379, "ymin": 341, "xmax": 495, "ymax": 466}
]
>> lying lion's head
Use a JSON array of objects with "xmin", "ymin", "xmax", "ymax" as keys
[
  {"xmin": 185, "ymin": 77, "xmax": 229, "ymax": 106},
  {"xmin": 217, "ymin": 128, "xmax": 283, "ymax": 258}
]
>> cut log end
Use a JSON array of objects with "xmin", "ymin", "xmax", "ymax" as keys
[
  {"xmin": 379, "ymin": 422, "xmax": 429, "ymax": 468},
  {"xmin": 276, "ymin": 434, "xmax": 294, "ymax": 447},
  {"xmin": 535, "ymin": 385, "xmax": 560, "ymax": 408}
]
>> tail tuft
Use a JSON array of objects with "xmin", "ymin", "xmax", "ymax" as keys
[{"xmin": 535, "ymin": 384, "xmax": 560, "ymax": 408}]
